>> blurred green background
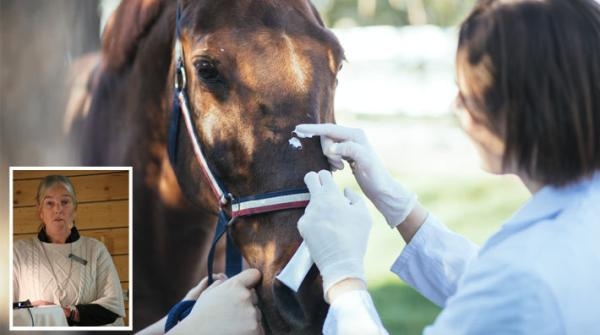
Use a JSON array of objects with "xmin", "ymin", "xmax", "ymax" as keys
[{"xmin": 314, "ymin": 0, "xmax": 476, "ymax": 27}]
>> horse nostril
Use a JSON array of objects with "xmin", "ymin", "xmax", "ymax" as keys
[{"xmin": 272, "ymin": 279, "xmax": 307, "ymax": 329}]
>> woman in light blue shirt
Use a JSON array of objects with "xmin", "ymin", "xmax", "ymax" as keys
[{"xmin": 295, "ymin": 0, "xmax": 600, "ymax": 333}]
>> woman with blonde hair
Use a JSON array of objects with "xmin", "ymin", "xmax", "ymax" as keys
[{"xmin": 13, "ymin": 175, "xmax": 125, "ymax": 326}]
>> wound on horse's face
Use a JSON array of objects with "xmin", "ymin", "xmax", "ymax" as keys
[{"xmin": 288, "ymin": 136, "xmax": 303, "ymax": 150}]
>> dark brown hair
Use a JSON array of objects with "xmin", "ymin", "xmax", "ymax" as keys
[{"xmin": 457, "ymin": 0, "xmax": 600, "ymax": 186}]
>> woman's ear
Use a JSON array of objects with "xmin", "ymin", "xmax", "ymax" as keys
[
  {"xmin": 463, "ymin": 111, "xmax": 504, "ymax": 155},
  {"xmin": 455, "ymin": 102, "xmax": 506, "ymax": 173},
  {"xmin": 38, "ymin": 206, "xmax": 44, "ymax": 222}
]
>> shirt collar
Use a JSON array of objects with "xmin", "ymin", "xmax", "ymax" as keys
[
  {"xmin": 505, "ymin": 171, "xmax": 600, "ymax": 228},
  {"xmin": 38, "ymin": 226, "xmax": 80, "ymax": 243}
]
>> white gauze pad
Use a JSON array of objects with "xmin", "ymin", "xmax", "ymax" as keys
[
  {"xmin": 276, "ymin": 242, "xmax": 313, "ymax": 292},
  {"xmin": 288, "ymin": 137, "xmax": 302, "ymax": 149}
]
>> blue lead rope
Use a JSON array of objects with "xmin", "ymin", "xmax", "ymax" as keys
[
  {"xmin": 207, "ymin": 211, "xmax": 243, "ymax": 284},
  {"xmin": 165, "ymin": 300, "xmax": 195, "ymax": 332},
  {"xmin": 165, "ymin": 210, "xmax": 242, "ymax": 332}
]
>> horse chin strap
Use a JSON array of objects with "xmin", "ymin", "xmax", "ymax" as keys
[{"xmin": 165, "ymin": 6, "xmax": 310, "ymax": 332}]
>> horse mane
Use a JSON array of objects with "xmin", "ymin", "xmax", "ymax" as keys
[
  {"xmin": 102, "ymin": 0, "xmax": 166, "ymax": 71},
  {"xmin": 308, "ymin": 2, "xmax": 325, "ymax": 27}
]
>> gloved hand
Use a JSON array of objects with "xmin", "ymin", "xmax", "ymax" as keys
[
  {"xmin": 182, "ymin": 273, "xmax": 227, "ymax": 300},
  {"xmin": 172, "ymin": 269, "xmax": 264, "ymax": 335},
  {"xmin": 298, "ymin": 170, "xmax": 372, "ymax": 301},
  {"xmin": 295, "ymin": 123, "xmax": 417, "ymax": 228}
]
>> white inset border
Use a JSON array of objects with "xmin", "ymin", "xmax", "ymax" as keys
[{"xmin": 9, "ymin": 166, "xmax": 133, "ymax": 331}]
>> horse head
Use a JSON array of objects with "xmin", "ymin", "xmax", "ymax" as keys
[
  {"xmin": 168, "ymin": 1, "xmax": 344, "ymax": 333},
  {"xmin": 74, "ymin": 0, "xmax": 343, "ymax": 333}
]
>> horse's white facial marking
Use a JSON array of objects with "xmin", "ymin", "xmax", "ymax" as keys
[
  {"xmin": 201, "ymin": 113, "xmax": 218, "ymax": 146},
  {"xmin": 282, "ymin": 34, "xmax": 308, "ymax": 93},
  {"xmin": 201, "ymin": 109, "xmax": 256, "ymax": 158},
  {"xmin": 288, "ymin": 136, "xmax": 302, "ymax": 150},
  {"xmin": 239, "ymin": 123, "xmax": 256, "ymax": 158}
]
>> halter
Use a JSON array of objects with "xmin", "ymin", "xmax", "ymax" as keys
[{"xmin": 165, "ymin": 6, "xmax": 310, "ymax": 331}]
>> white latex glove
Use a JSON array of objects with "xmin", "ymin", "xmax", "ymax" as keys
[
  {"xmin": 182, "ymin": 273, "xmax": 227, "ymax": 300},
  {"xmin": 297, "ymin": 170, "xmax": 372, "ymax": 301},
  {"xmin": 169, "ymin": 269, "xmax": 264, "ymax": 335},
  {"xmin": 295, "ymin": 123, "xmax": 417, "ymax": 228}
]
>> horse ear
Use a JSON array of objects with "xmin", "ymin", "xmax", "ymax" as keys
[
  {"xmin": 101, "ymin": 0, "xmax": 165, "ymax": 71},
  {"xmin": 308, "ymin": 2, "xmax": 326, "ymax": 27}
]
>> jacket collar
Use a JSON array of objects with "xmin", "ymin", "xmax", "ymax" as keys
[
  {"xmin": 505, "ymin": 171, "xmax": 600, "ymax": 228},
  {"xmin": 38, "ymin": 226, "xmax": 80, "ymax": 243}
]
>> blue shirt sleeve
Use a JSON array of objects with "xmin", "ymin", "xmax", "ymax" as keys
[
  {"xmin": 323, "ymin": 290, "xmax": 389, "ymax": 335},
  {"xmin": 391, "ymin": 214, "xmax": 479, "ymax": 307},
  {"xmin": 424, "ymin": 258, "xmax": 564, "ymax": 335}
]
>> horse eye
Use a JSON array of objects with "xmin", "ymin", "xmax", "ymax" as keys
[{"xmin": 195, "ymin": 59, "xmax": 220, "ymax": 81}]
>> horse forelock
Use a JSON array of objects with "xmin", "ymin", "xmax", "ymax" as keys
[
  {"xmin": 101, "ymin": 0, "xmax": 167, "ymax": 71},
  {"xmin": 180, "ymin": 0, "xmax": 328, "ymax": 34}
]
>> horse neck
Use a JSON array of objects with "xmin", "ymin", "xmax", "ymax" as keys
[
  {"xmin": 80, "ymin": 2, "xmax": 196, "ymax": 213},
  {"xmin": 86, "ymin": 10, "xmax": 174, "ymax": 165}
]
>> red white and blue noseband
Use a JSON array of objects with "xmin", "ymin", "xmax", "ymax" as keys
[{"xmin": 232, "ymin": 190, "xmax": 310, "ymax": 218}]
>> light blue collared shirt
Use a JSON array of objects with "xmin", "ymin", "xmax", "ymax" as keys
[{"xmin": 324, "ymin": 172, "xmax": 600, "ymax": 334}]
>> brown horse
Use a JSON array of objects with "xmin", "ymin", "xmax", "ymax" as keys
[{"xmin": 66, "ymin": 0, "xmax": 344, "ymax": 333}]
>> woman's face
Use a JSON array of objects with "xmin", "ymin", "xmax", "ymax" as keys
[
  {"xmin": 455, "ymin": 70, "xmax": 506, "ymax": 175},
  {"xmin": 38, "ymin": 184, "xmax": 76, "ymax": 234}
]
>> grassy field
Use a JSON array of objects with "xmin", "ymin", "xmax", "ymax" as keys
[{"xmin": 330, "ymin": 115, "xmax": 530, "ymax": 334}]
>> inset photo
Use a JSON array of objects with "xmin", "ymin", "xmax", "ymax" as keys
[{"xmin": 9, "ymin": 167, "xmax": 132, "ymax": 331}]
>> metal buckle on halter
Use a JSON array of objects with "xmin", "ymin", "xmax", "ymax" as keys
[
  {"xmin": 175, "ymin": 58, "xmax": 187, "ymax": 91},
  {"xmin": 226, "ymin": 216, "xmax": 237, "ymax": 227},
  {"xmin": 174, "ymin": 37, "xmax": 187, "ymax": 91},
  {"xmin": 220, "ymin": 192, "xmax": 233, "ymax": 207}
]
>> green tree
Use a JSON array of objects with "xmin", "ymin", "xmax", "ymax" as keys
[{"xmin": 314, "ymin": 0, "xmax": 476, "ymax": 27}]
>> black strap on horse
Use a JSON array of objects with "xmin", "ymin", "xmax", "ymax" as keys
[
  {"xmin": 168, "ymin": 5, "xmax": 241, "ymax": 283},
  {"xmin": 165, "ymin": 5, "xmax": 310, "ymax": 332}
]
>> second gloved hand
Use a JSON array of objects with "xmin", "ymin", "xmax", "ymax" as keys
[
  {"xmin": 294, "ymin": 123, "xmax": 417, "ymax": 228},
  {"xmin": 173, "ymin": 269, "xmax": 264, "ymax": 335},
  {"xmin": 298, "ymin": 170, "xmax": 372, "ymax": 301}
]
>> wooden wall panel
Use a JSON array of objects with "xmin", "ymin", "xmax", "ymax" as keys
[
  {"xmin": 13, "ymin": 172, "xmax": 128, "ymax": 207},
  {"xmin": 12, "ymin": 170, "xmax": 109, "ymax": 179},
  {"xmin": 79, "ymin": 228, "xmax": 129, "ymax": 255},
  {"xmin": 13, "ymin": 200, "xmax": 128, "ymax": 234},
  {"xmin": 113, "ymin": 254, "xmax": 129, "ymax": 282}
]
